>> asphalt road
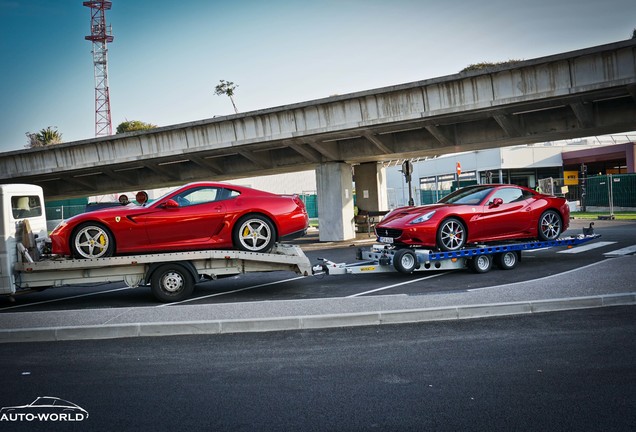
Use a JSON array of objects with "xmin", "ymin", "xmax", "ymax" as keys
[
  {"xmin": 1, "ymin": 219, "xmax": 634, "ymax": 312},
  {"xmin": 0, "ymin": 306, "xmax": 634, "ymax": 431}
]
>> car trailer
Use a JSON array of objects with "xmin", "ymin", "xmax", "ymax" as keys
[
  {"xmin": 313, "ymin": 233, "xmax": 602, "ymax": 276},
  {"xmin": 11, "ymin": 244, "xmax": 312, "ymax": 303}
]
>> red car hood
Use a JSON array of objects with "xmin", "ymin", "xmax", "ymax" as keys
[{"xmin": 382, "ymin": 204, "xmax": 448, "ymax": 224}]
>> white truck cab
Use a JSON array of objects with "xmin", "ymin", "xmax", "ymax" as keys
[{"xmin": 0, "ymin": 184, "xmax": 48, "ymax": 294}]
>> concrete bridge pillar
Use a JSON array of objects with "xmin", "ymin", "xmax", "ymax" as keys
[
  {"xmin": 316, "ymin": 162, "xmax": 355, "ymax": 241},
  {"xmin": 354, "ymin": 162, "xmax": 388, "ymax": 213}
]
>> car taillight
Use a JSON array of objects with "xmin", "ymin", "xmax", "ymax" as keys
[{"xmin": 293, "ymin": 195, "xmax": 306, "ymax": 211}]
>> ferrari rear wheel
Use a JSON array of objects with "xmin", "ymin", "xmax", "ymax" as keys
[
  {"xmin": 436, "ymin": 218, "xmax": 466, "ymax": 252},
  {"xmin": 71, "ymin": 222, "xmax": 115, "ymax": 259},
  {"xmin": 538, "ymin": 210, "xmax": 562, "ymax": 241},
  {"xmin": 234, "ymin": 214, "xmax": 276, "ymax": 253}
]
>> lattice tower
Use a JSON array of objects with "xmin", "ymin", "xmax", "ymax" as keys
[{"xmin": 84, "ymin": 1, "xmax": 114, "ymax": 136}]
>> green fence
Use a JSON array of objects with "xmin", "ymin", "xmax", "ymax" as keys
[
  {"xmin": 300, "ymin": 194, "xmax": 318, "ymax": 218},
  {"xmin": 585, "ymin": 174, "xmax": 636, "ymax": 208}
]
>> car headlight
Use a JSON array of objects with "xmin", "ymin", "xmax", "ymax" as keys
[{"xmin": 409, "ymin": 211, "xmax": 436, "ymax": 224}]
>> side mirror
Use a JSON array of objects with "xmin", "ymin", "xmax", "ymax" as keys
[
  {"xmin": 490, "ymin": 197, "xmax": 504, "ymax": 207},
  {"xmin": 162, "ymin": 199, "xmax": 180, "ymax": 209}
]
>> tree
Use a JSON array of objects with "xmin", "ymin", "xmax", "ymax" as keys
[
  {"xmin": 460, "ymin": 59, "xmax": 523, "ymax": 73},
  {"xmin": 116, "ymin": 120, "xmax": 157, "ymax": 134},
  {"xmin": 632, "ymin": 28, "xmax": 636, "ymax": 39},
  {"xmin": 25, "ymin": 126, "xmax": 63, "ymax": 148},
  {"xmin": 214, "ymin": 79, "xmax": 239, "ymax": 114}
]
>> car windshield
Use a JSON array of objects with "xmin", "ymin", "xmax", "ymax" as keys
[{"xmin": 438, "ymin": 186, "xmax": 494, "ymax": 205}]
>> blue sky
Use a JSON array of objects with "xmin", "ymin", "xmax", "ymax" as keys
[{"xmin": 0, "ymin": 0, "xmax": 634, "ymax": 154}]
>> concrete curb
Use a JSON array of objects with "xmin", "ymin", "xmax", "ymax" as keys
[{"xmin": 1, "ymin": 293, "xmax": 634, "ymax": 344}]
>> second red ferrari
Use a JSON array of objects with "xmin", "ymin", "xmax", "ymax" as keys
[{"xmin": 375, "ymin": 184, "xmax": 570, "ymax": 251}]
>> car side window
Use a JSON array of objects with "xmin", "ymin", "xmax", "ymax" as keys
[
  {"xmin": 173, "ymin": 187, "xmax": 240, "ymax": 206},
  {"xmin": 489, "ymin": 188, "xmax": 524, "ymax": 204}
]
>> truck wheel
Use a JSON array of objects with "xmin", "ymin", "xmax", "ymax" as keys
[
  {"xmin": 468, "ymin": 255, "xmax": 493, "ymax": 274},
  {"xmin": 72, "ymin": 222, "xmax": 115, "ymax": 259},
  {"xmin": 538, "ymin": 210, "xmax": 562, "ymax": 241},
  {"xmin": 233, "ymin": 214, "xmax": 276, "ymax": 253},
  {"xmin": 150, "ymin": 264, "xmax": 195, "ymax": 303},
  {"xmin": 393, "ymin": 249, "xmax": 418, "ymax": 274},
  {"xmin": 495, "ymin": 251, "xmax": 519, "ymax": 270}
]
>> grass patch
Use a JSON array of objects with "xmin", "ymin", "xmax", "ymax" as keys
[{"xmin": 571, "ymin": 212, "xmax": 636, "ymax": 220}]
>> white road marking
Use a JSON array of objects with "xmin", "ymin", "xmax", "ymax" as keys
[
  {"xmin": 0, "ymin": 286, "xmax": 132, "ymax": 311},
  {"xmin": 604, "ymin": 245, "xmax": 636, "ymax": 257},
  {"xmin": 347, "ymin": 273, "xmax": 448, "ymax": 298},
  {"xmin": 557, "ymin": 241, "xmax": 617, "ymax": 254},
  {"xmin": 156, "ymin": 275, "xmax": 307, "ymax": 307}
]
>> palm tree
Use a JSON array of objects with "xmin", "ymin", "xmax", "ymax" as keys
[
  {"xmin": 25, "ymin": 126, "xmax": 63, "ymax": 148},
  {"xmin": 214, "ymin": 79, "xmax": 239, "ymax": 114}
]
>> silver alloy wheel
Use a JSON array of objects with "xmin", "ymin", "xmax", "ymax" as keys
[
  {"xmin": 238, "ymin": 218, "xmax": 273, "ymax": 252},
  {"xmin": 74, "ymin": 225, "xmax": 111, "ymax": 259},
  {"xmin": 438, "ymin": 219, "xmax": 465, "ymax": 251},
  {"xmin": 540, "ymin": 211, "xmax": 561, "ymax": 240}
]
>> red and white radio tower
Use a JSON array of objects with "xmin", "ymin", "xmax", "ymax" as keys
[{"xmin": 84, "ymin": 1, "xmax": 114, "ymax": 136}]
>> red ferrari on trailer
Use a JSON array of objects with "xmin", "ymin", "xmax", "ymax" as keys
[
  {"xmin": 375, "ymin": 184, "xmax": 570, "ymax": 251},
  {"xmin": 50, "ymin": 182, "xmax": 309, "ymax": 259}
]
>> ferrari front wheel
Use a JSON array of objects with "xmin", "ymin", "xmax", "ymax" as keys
[
  {"xmin": 233, "ymin": 214, "xmax": 276, "ymax": 253},
  {"xmin": 71, "ymin": 222, "xmax": 115, "ymax": 259},
  {"xmin": 436, "ymin": 217, "xmax": 466, "ymax": 252}
]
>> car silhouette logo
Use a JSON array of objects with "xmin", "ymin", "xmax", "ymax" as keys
[{"xmin": 0, "ymin": 397, "xmax": 88, "ymax": 422}]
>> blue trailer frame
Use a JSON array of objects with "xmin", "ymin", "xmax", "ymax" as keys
[{"xmin": 314, "ymin": 234, "xmax": 602, "ymax": 276}]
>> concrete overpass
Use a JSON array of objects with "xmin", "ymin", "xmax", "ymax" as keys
[{"xmin": 2, "ymin": 38, "xmax": 635, "ymax": 240}]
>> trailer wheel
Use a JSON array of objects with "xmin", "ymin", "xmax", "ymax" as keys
[
  {"xmin": 468, "ymin": 255, "xmax": 493, "ymax": 274},
  {"xmin": 495, "ymin": 251, "xmax": 519, "ymax": 270},
  {"xmin": 393, "ymin": 249, "xmax": 419, "ymax": 274},
  {"xmin": 150, "ymin": 264, "xmax": 195, "ymax": 303}
]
